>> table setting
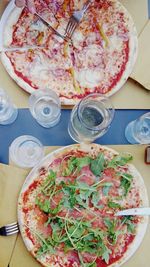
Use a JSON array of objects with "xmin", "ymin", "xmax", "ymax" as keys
[{"xmin": 0, "ymin": 0, "xmax": 150, "ymax": 267}]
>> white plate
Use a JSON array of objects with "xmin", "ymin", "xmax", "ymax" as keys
[
  {"xmin": 17, "ymin": 143, "xmax": 149, "ymax": 267},
  {"xmin": 0, "ymin": 2, "xmax": 45, "ymax": 52},
  {"xmin": 0, "ymin": 0, "xmax": 15, "ymax": 50}
]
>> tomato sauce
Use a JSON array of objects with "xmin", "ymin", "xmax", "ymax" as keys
[
  {"xmin": 60, "ymin": 40, "xmax": 129, "ymax": 100},
  {"xmin": 23, "ymin": 180, "xmax": 39, "ymax": 203},
  {"xmin": 11, "ymin": 9, "xmax": 29, "ymax": 46},
  {"xmin": 96, "ymin": 235, "xmax": 135, "ymax": 266},
  {"xmin": 25, "ymin": 227, "xmax": 35, "ymax": 245}
]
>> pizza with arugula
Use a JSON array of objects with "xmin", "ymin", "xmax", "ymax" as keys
[
  {"xmin": 18, "ymin": 144, "xmax": 148, "ymax": 267},
  {"xmin": 1, "ymin": 0, "xmax": 137, "ymax": 105}
]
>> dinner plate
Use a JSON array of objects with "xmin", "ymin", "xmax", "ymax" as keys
[
  {"xmin": 0, "ymin": 0, "xmax": 43, "ymax": 52},
  {"xmin": 17, "ymin": 144, "xmax": 148, "ymax": 267},
  {"xmin": 0, "ymin": 0, "xmax": 138, "ymax": 105},
  {"xmin": 0, "ymin": 0, "xmax": 15, "ymax": 50}
]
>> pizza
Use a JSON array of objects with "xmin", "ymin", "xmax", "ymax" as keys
[
  {"xmin": 18, "ymin": 144, "xmax": 148, "ymax": 267},
  {"xmin": 1, "ymin": 0, "xmax": 137, "ymax": 105}
]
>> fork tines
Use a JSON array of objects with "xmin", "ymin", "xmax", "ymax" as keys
[
  {"xmin": 65, "ymin": 17, "xmax": 78, "ymax": 39},
  {"xmin": 0, "ymin": 222, "xmax": 19, "ymax": 236}
]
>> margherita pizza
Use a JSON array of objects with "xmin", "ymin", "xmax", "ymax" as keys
[
  {"xmin": 1, "ymin": 0, "xmax": 137, "ymax": 105},
  {"xmin": 18, "ymin": 144, "xmax": 148, "ymax": 267}
]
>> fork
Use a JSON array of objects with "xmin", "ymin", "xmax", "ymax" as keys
[
  {"xmin": 64, "ymin": 0, "xmax": 92, "ymax": 39},
  {"xmin": 0, "ymin": 222, "xmax": 19, "ymax": 236}
]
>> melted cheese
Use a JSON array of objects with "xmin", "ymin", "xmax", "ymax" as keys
[
  {"xmin": 3, "ymin": 0, "xmax": 137, "ymax": 102},
  {"xmin": 30, "ymin": 19, "xmax": 47, "ymax": 32},
  {"xmin": 75, "ymin": 68, "xmax": 104, "ymax": 88},
  {"xmin": 72, "ymin": 30, "xmax": 85, "ymax": 49}
]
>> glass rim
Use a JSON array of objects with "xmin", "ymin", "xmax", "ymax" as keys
[
  {"xmin": 9, "ymin": 135, "xmax": 44, "ymax": 168},
  {"xmin": 29, "ymin": 88, "xmax": 61, "ymax": 107},
  {"xmin": 133, "ymin": 112, "xmax": 150, "ymax": 143},
  {"xmin": 76, "ymin": 93, "xmax": 115, "ymax": 131}
]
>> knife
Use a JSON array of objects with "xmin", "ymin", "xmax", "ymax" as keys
[
  {"xmin": 34, "ymin": 12, "xmax": 66, "ymax": 41},
  {"xmin": 115, "ymin": 207, "xmax": 150, "ymax": 216}
]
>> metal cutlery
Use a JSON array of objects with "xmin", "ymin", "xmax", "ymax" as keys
[
  {"xmin": 64, "ymin": 0, "xmax": 92, "ymax": 39},
  {"xmin": 115, "ymin": 207, "xmax": 150, "ymax": 216},
  {"xmin": 34, "ymin": 12, "xmax": 67, "ymax": 41},
  {"xmin": 0, "ymin": 222, "xmax": 19, "ymax": 236},
  {"xmin": 24, "ymin": 3, "xmax": 66, "ymax": 41},
  {"xmin": 1, "ymin": 207, "xmax": 149, "ymax": 237}
]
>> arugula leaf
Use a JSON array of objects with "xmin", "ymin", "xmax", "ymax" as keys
[
  {"xmin": 102, "ymin": 185, "xmax": 112, "ymax": 196},
  {"xmin": 107, "ymin": 201, "xmax": 121, "ymax": 209},
  {"xmin": 91, "ymin": 191, "xmax": 103, "ymax": 209},
  {"xmin": 119, "ymin": 172, "xmax": 133, "ymax": 196},
  {"xmin": 50, "ymin": 202, "xmax": 63, "ymax": 215},
  {"xmin": 62, "ymin": 156, "xmax": 91, "ymax": 176},
  {"xmin": 35, "ymin": 197, "xmax": 62, "ymax": 215},
  {"xmin": 84, "ymin": 262, "xmax": 96, "ymax": 267},
  {"xmin": 78, "ymin": 252, "xmax": 97, "ymax": 267},
  {"xmin": 107, "ymin": 153, "xmax": 133, "ymax": 168},
  {"xmin": 101, "ymin": 246, "xmax": 112, "ymax": 264},
  {"xmin": 36, "ymin": 237, "xmax": 55, "ymax": 257},
  {"xmin": 90, "ymin": 153, "xmax": 105, "ymax": 176},
  {"xmin": 104, "ymin": 217, "xmax": 114, "ymax": 229},
  {"xmin": 62, "ymin": 157, "xmax": 76, "ymax": 176},
  {"xmin": 48, "ymin": 169, "xmax": 57, "ymax": 179},
  {"xmin": 121, "ymin": 216, "xmax": 135, "ymax": 234},
  {"xmin": 75, "ymin": 194, "xmax": 88, "ymax": 208},
  {"xmin": 95, "ymin": 237, "xmax": 112, "ymax": 264},
  {"xmin": 90, "ymin": 228, "xmax": 105, "ymax": 240},
  {"xmin": 41, "ymin": 169, "xmax": 56, "ymax": 195},
  {"xmin": 68, "ymin": 224, "xmax": 85, "ymax": 239},
  {"xmin": 44, "ymin": 169, "xmax": 56, "ymax": 186},
  {"xmin": 61, "ymin": 181, "xmax": 77, "ymax": 209},
  {"xmin": 35, "ymin": 198, "xmax": 50, "ymax": 213},
  {"xmin": 44, "ymin": 217, "xmax": 52, "ymax": 227},
  {"xmin": 104, "ymin": 218, "xmax": 120, "ymax": 245},
  {"xmin": 74, "ymin": 157, "xmax": 91, "ymax": 171}
]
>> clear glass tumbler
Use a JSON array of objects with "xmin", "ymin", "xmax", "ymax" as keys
[
  {"xmin": 29, "ymin": 89, "xmax": 61, "ymax": 128},
  {"xmin": 9, "ymin": 135, "xmax": 45, "ymax": 168},
  {"xmin": 68, "ymin": 93, "xmax": 115, "ymax": 143},
  {"xmin": 0, "ymin": 88, "xmax": 18, "ymax": 125},
  {"xmin": 125, "ymin": 112, "xmax": 150, "ymax": 144}
]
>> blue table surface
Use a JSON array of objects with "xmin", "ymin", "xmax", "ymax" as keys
[
  {"xmin": 0, "ymin": 109, "xmax": 149, "ymax": 164},
  {"xmin": 0, "ymin": 3, "xmax": 150, "ymax": 164}
]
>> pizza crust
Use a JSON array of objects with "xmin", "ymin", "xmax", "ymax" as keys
[
  {"xmin": 1, "ymin": 51, "xmax": 36, "ymax": 94},
  {"xmin": 3, "ymin": 7, "xmax": 23, "ymax": 47},
  {"xmin": 105, "ymin": 1, "xmax": 138, "ymax": 98},
  {"xmin": 18, "ymin": 144, "xmax": 149, "ymax": 267}
]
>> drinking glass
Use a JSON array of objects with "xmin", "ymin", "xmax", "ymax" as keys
[
  {"xmin": 125, "ymin": 112, "xmax": 150, "ymax": 144},
  {"xmin": 0, "ymin": 88, "xmax": 18, "ymax": 125},
  {"xmin": 9, "ymin": 135, "xmax": 45, "ymax": 168},
  {"xmin": 68, "ymin": 93, "xmax": 115, "ymax": 143},
  {"xmin": 29, "ymin": 89, "xmax": 61, "ymax": 128}
]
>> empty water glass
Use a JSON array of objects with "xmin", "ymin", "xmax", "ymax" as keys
[
  {"xmin": 29, "ymin": 89, "xmax": 61, "ymax": 128},
  {"xmin": 9, "ymin": 135, "xmax": 45, "ymax": 168},
  {"xmin": 125, "ymin": 112, "xmax": 150, "ymax": 144},
  {"xmin": 68, "ymin": 93, "xmax": 115, "ymax": 143},
  {"xmin": 0, "ymin": 88, "xmax": 18, "ymax": 125}
]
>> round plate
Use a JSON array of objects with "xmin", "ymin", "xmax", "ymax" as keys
[
  {"xmin": 18, "ymin": 144, "xmax": 148, "ymax": 267},
  {"xmin": 0, "ymin": 1, "xmax": 138, "ymax": 104},
  {"xmin": 0, "ymin": 0, "xmax": 15, "ymax": 50}
]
